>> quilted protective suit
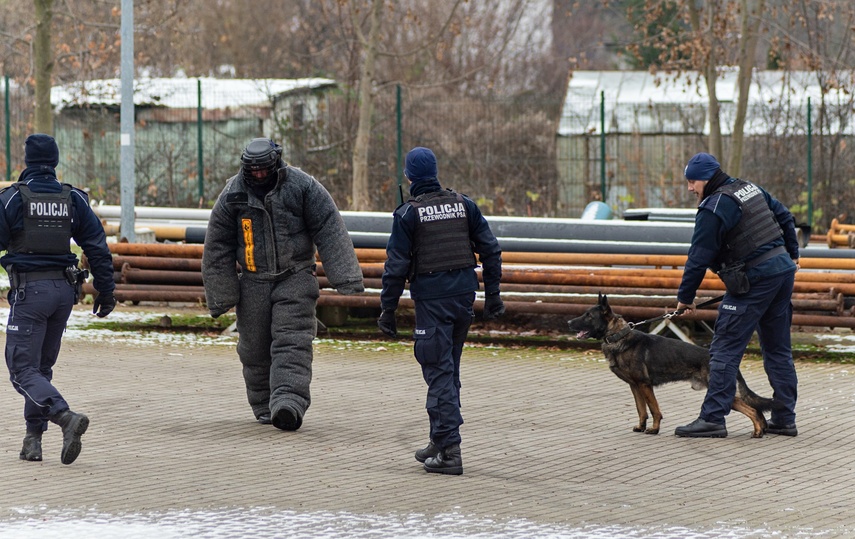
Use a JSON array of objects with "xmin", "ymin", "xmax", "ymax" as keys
[{"xmin": 202, "ymin": 165, "xmax": 363, "ymax": 426}]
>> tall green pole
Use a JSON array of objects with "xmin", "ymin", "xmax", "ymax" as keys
[
  {"xmin": 197, "ymin": 79, "xmax": 204, "ymax": 204},
  {"xmin": 4, "ymin": 75, "xmax": 10, "ymax": 182},
  {"xmin": 806, "ymin": 96, "xmax": 813, "ymax": 228},
  {"xmin": 600, "ymin": 90, "xmax": 606, "ymax": 202},
  {"xmin": 395, "ymin": 84, "xmax": 403, "ymax": 206}
]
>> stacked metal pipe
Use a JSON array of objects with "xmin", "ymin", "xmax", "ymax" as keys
[
  {"xmin": 827, "ymin": 219, "xmax": 855, "ymax": 249},
  {"xmin": 81, "ymin": 243, "xmax": 855, "ymax": 329}
]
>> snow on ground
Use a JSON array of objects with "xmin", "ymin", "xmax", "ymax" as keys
[
  {"xmin": 0, "ymin": 306, "xmax": 238, "ymax": 348},
  {"xmin": 0, "ymin": 303, "xmax": 852, "ymax": 353}
]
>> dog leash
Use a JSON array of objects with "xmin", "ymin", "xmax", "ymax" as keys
[{"xmin": 627, "ymin": 295, "xmax": 725, "ymax": 330}]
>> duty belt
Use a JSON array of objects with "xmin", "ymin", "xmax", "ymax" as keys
[
  {"xmin": 8, "ymin": 268, "xmax": 70, "ymax": 302},
  {"xmin": 744, "ymin": 245, "xmax": 787, "ymax": 270},
  {"xmin": 14, "ymin": 269, "xmax": 67, "ymax": 282}
]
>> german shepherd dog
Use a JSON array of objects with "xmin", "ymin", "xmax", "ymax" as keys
[{"xmin": 567, "ymin": 294, "xmax": 776, "ymax": 437}]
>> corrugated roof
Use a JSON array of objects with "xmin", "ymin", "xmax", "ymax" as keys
[
  {"xmin": 559, "ymin": 70, "xmax": 849, "ymax": 135},
  {"xmin": 51, "ymin": 77, "xmax": 337, "ymax": 111}
]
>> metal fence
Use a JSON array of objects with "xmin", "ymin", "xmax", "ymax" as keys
[{"xmin": 2, "ymin": 75, "xmax": 854, "ymax": 231}]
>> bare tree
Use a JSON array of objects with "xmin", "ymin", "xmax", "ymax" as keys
[
  {"xmin": 728, "ymin": 0, "xmax": 766, "ymax": 176},
  {"xmin": 350, "ymin": 0, "xmax": 385, "ymax": 211},
  {"xmin": 34, "ymin": 0, "xmax": 54, "ymax": 133},
  {"xmin": 774, "ymin": 0, "xmax": 855, "ymax": 224},
  {"xmin": 620, "ymin": 1, "xmax": 769, "ymax": 174}
]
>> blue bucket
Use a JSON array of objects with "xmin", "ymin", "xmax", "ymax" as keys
[{"xmin": 581, "ymin": 201, "xmax": 613, "ymax": 220}]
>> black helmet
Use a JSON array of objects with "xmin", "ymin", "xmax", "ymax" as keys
[{"xmin": 241, "ymin": 138, "xmax": 283, "ymax": 185}]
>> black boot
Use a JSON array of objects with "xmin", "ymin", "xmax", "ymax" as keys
[
  {"xmin": 271, "ymin": 406, "xmax": 302, "ymax": 431},
  {"xmin": 424, "ymin": 444, "xmax": 463, "ymax": 475},
  {"xmin": 50, "ymin": 410, "xmax": 90, "ymax": 465},
  {"xmin": 414, "ymin": 440, "xmax": 440, "ymax": 463},
  {"xmin": 767, "ymin": 422, "xmax": 798, "ymax": 436},
  {"xmin": 674, "ymin": 417, "xmax": 727, "ymax": 438},
  {"xmin": 19, "ymin": 430, "xmax": 43, "ymax": 462}
]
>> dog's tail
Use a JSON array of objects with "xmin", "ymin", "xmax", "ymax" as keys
[{"xmin": 736, "ymin": 370, "xmax": 785, "ymax": 413}]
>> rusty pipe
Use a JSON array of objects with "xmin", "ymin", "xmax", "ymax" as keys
[
  {"xmin": 314, "ymin": 294, "xmax": 855, "ymax": 329},
  {"xmin": 323, "ymin": 269, "xmax": 840, "ymax": 300},
  {"xmin": 351, "ymin": 248, "xmax": 855, "ymax": 271},
  {"xmin": 108, "ymin": 243, "xmax": 204, "ymax": 258},
  {"xmin": 110, "ymin": 290, "xmax": 205, "ymax": 303},
  {"xmin": 83, "ymin": 283, "xmax": 205, "ymax": 303},
  {"xmin": 84, "ymin": 283, "xmax": 205, "ymax": 293},
  {"xmin": 112, "ymin": 255, "xmax": 203, "ymax": 272},
  {"xmin": 826, "ymin": 230, "xmax": 851, "ymax": 248},
  {"xmin": 497, "ymin": 293, "xmax": 839, "ymax": 313},
  {"xmin": 352, "ymin": 248, "xmax": 693, "ymax": 268},
  {"xmin": 121, "ymin": 265, "xmax": 204, "ymax": 286},
  {"xmin": 318, "ymin": 263, "xmax": 855, "ymax": 293},
  {"xmin": 102, "ymin": 242, "xmax": 855, "ymax": 271},
  {"xmin": 89, "ymin": 284, "xmax": 205, "ymax": 292},
  {"xmin": 321, "ymin": 279, "xmax": 837, "ymax": 311},
  {"xmin": 831, "ymin": 218, "xmax": 855, "ymax": 233}
]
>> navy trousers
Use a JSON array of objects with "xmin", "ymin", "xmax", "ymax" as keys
[
  {"xmin": 413, "ymin": 292, "xmax": 475, "ymax": 449},
  {"xmin": 5, "ymin": 278, "xmax": 75, "ymax": 432},
  {"xmin": 700, "ymin": 270, "xmax": 798, "ymax": 425}
]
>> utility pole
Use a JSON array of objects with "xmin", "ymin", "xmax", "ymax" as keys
[{"xmin": 120, "ymin": 0, "xmax": 136, "ymax": 242}]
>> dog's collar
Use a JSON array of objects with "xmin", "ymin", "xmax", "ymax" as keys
[{"xmin": 604, "ymin": 326, "xmax": 632, "ymax": 344}]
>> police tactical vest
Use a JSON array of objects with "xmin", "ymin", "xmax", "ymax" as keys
[
  {"xmin": 10, "ymin": 183, "xmax": 73, "ymax": 255},
  {"xmin": 409, "ymin": 189, "xmax": 477, "ymax": 275},
  {"xmin": 714, "ymin": 179, "xmax": 783, "ymax": 265}
]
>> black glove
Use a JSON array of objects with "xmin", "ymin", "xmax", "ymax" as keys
[
  {"xmin": 483, "ymin": 292, "xmax": 505, "ymax": 321},
  {"xmin": 93, "ymin": 292, "xmax": 117, "ymax": 318},
  {"xmin": 378, "ymin": 309, "xmax": 397, "ymax": 338}
]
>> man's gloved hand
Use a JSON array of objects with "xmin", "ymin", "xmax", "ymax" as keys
[
  {"xmin": 92, "ymin": 292, "xmax": 117, "ymax": 318},
  {"xmin": 208, "ymin": 301, "xmax": 234, "ymax": 319},
  {"xmin": 378, "ymin": 309, "xmax": 397, "ymax": 338},
  {"xmin": 483, "ymin": 292, "xmax": 505, "ymax": 321},
  {"xmin": 336, "ymin": 281, "xmax": 365, "ymax": 296}
]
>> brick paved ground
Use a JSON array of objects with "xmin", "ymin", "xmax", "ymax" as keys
[{"xmin": 1, "ymin": 319, "xmax": 853, "ymax": 536}]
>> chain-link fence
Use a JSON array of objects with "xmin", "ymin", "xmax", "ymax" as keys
[
  {"xmin": 2, "ymin": 75, "xmax": 853, "ymax": 231},
  {"xmin": 557, "ymin": 105, "xmax": 855, "ymax": 231}
]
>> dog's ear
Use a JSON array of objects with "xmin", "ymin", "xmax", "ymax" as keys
[{"xmin": 599, "ymin": 293, "xmax": 613, "ymax": 318}]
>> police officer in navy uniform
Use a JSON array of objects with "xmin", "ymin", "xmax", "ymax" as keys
[
  {"xmin": 674, "ymin": 152, "xmax": 800, "ymax": 438},
  {"xmin": 0, "ymin": 134, "xmax": 116, "ymax": 464},
  {"xmin": 378, "ymin": 147, "xmax": 505, "ymax": 475}
]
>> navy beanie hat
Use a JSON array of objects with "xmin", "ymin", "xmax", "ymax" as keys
[
  {"xmin": 24, "ymin": 134, "xmax": 60, "ymax": 168},
  {"xmin": 684, "ymin": 152, "xmax": 720, "ymax": 181},
  {"xmin": 404, "ymin": 147, "xmax": 438, "ymax": 182}
]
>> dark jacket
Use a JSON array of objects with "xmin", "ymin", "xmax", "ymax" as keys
[
  {"xmin": 0, "ymin": 166, "xmax": 115, "ymax": 296},
  {"xmin": 202, "ymin": 165, "xmax": 364, "ymax": 316},
  {"xmin": 678, "ymin": 175, "xmax": 799, "ymax": 305},
  {"xmin": 380, "ymin": 179, "xmax": 502, "ymax": 310}
]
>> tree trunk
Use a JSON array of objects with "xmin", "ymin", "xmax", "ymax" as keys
[
  {"xmin": 704, "ymin": 60, "xmax": 722, "ymax": 160},
  {"xmin": 351, "ymin": 0, "xmax": 384, "ymax": 211},
  {"xmin": 34, "ymin": 0, "xmax": 54, "ymax": 134},
  {"xmin": 728, "ymin": 0, "xmax": 765, "ymax": 177},
  {"xmin": 703, "ymin": 2, "xmax": 722, "ymax": 160},
  {"xmin": 687, "ymin": 1, "xmax": 721, "ymax": 160}
]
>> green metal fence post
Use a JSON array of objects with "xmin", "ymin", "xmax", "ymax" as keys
[
  {"xmin": 396, "ymin": 84, "xmax": 403, "ymax": 206},
  {"xmin": 197, "ymin": 79, "xmax": 204, "ymax": 204},
  {"xmin": 806, "ymin": 96, "xmax": 813, "ymax": 229},
  {"xmin": 600, "ymin": 90, "xmax": 606, "ymax": 202},
  {"xmin": 4, "ymin": 75, "xmax": 10, "ymax": 182}
]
